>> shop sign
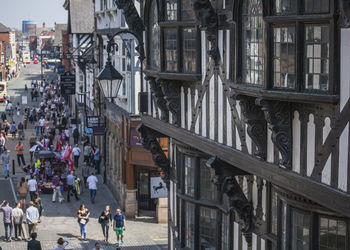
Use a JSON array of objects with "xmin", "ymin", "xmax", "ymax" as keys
[
  {"xmin": 60, "ymin": 71, "xmax": 75, "ymax": 95},
  {"xmin": 129, "ymin": 128, "xmax": 142, "ymax": 147},
  {"xmin": 85, "ymin": 127, "xmax": 93, "ymax": 136},
  {"xmin": 150, "ymin": 177, "xmax": 167, "ymax": 198},
  {"xmin": 93, "ymin": 126, "xmax": 105, "ymax": 136},
  {"xmin": 87, "ymin": 116, "xmax": 100, "ymax": 128}
]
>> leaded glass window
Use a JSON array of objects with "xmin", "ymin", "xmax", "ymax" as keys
[
  {"xmin": 184, "ymin": 156, "xmax": 195, "ymax": 196},
  {"xmin": 181, "ymin": 0, "xmax": 194, "ymax": 21},
  {"xmin": 273, "ymin": 26, "xmax": 296, "ymax": 88},
  {"xmin": 291, "ymin": 209, "xmax": 311, "ymax": 250},
  {"xmin": 200, "ymin": 207, "xmax": 217, "ymax": 249},
  {"xmin": 165, "ymin": 0, "xmax": 178, "ymax": 21},
  {"xmin": 200, "ymin": 159, "xmax": 219, "ymax": 201},
  {"xmin": 320, "ymin": 217, "xmax": 347, "ymax": 250},
  {"xmin": 183, "ymin": 28, "xmax": 197, "ymax": 73},
  {"xmin": 164, "ymin": 29, "xmax": 178, "ymax": 72},
  {"xmin": 242, "ymin": 0, "xmax": 265, "ymax": 86},
  {"xmin": 149, "ymin": 0, "xmax": 160, "ymax": 70},
  {"xmin": 304, "ymin": 0, "xmax": 330, "ymax": 13},
  {"xmin": 305, "ymin": 25, "xmax": 329, "ymax": 91},
  {"xmin": 274, "ymin": 0, "xmax": 297, "ymax": 15},
  {"xmin": 185, "ymin": 202, "xmax": 195, "ymax": 249}
]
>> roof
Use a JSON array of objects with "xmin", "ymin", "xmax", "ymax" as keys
[{"xmin": 0, "ymin": 23, "xmax": 10, "ymax": 33}]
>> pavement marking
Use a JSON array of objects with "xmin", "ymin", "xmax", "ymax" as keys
[{"xmin": 10, "ymin": 177, "xmax": 18, "ymax": 203}]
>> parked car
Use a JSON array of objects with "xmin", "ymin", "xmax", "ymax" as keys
[{"xmin": 33, "ymin": 59, "xmax": 39, "ymax": 64}]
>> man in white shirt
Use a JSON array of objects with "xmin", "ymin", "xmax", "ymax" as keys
[
  {"xmin": 28, "ymin": 176, "xmax": 37, "ymax": 201},
  {"xmin": 72, "ymin": 144, "xmax": 81, "ymax": 169},
  {"xmin": 87, "ymin": 173, "xmax": 98, "ymax": 204},
  {"xmin": 39, "ymin": 117, "xmax": 45, "ymax": 135}
]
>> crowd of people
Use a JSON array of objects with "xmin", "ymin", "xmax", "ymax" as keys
[{"xmin": 0, "ymin": 77, "xmax": 126, "ymax": 249}]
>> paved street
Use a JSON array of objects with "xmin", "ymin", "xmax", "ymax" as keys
[{"xmin": 0, "ymin": 64, "xmax": 168, "ymax": 249}]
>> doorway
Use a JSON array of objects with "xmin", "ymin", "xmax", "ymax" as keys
[{"xmin": 136, "ymin": 168, "xmax": 158, "ymax": 211}]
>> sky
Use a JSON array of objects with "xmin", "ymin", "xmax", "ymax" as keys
[{"xmin": 0, "ymin": 0, "xmax": 67, "ymax": 30}]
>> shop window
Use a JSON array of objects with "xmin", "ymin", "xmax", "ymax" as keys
[
  {"xmin": 291, "ymin": 209, "xmax": 311, "ymax": 250},
  {"xmin": 185, "ymin": 202, "xmax": 195, "ymax": 249},
  {"xmin": 148, "ymin": 0, "xmax": 160, "ymax": 70},
  {"xmin": 184, "ymin": 156, "xmax": 195, "ymax": 197},
  {"xmin": 200, "ymin": 207, "xmax": 217, "ymax": 249},
  {"xmin": 242, "ymin": 0, "xmax": 265, "ymax": 86}
]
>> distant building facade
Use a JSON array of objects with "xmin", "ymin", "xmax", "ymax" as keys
[{"xmin": 22, "ymin": 20, "xmax": 37, "ymax": 35}]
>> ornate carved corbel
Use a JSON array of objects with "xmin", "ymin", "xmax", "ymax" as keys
[
  {"xmin": 160, "ymin": 80, "xmax": 181, "ymax": 127},
  {"xmin": 338, "ymin": 0, "xmax": 350, "ymax": 28},
  {"xmin": 206, "ymin": 156, "xmax": 254, "ymax": 246},
  {"xmin": 233, "ymin": 94, "xmax": 267, "ymax": 160},
  {"xmin": 147, "ymin": 77, "xmax": 169, "ymax": 122},
  {"xmin": 193, "ymin": 0, "xmax": 220, "ymax": 65},
  {"xmin": 256, "ymin": 99, "xmax": 292, "ymax": 168},
  {"xmin": 137, "ymin": 124, "xmax": 170, "ymax": 187}
]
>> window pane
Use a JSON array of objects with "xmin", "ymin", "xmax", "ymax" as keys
[
  {"xmin": 281, "ymin": 203, "xmax": 287, "ymax": 250},
  {"xmin": 200, "ymin": 207, "xmax": 217, "ymax": 249},
  {"xmin": 200, "ymin": 159, "xmax": 219, "ymax": 201},
  {"xmin": 183, "ymin": 28, "xmax": 197, "ymax": 73},
  {"xmin": 304, "ymin": 0, "xmax": 329, "ymax": 13},
  {"xmin": 274, "ymin": 0, "xmax": 297, "ymax": 14},
  {"xmin": 164, "ymin": 29, "xmax": 178, "ymax": 72},
  {"xmin": 273, "ymin": 26, "xmax": 296, "ymax": 88},
  {"xmin": 271, "ymin": 187, "xmax": 278, "ymax": 235},
  {"xmin": 182, "ymin": 0, "xmax": 194, "ymax": 21},
  {"xmin": 319, "ymin": 217, "xmax": 347, "ymax": 250},
  {"xmin": 305, "ymin": 25, "xmax": 329, "ymax": 91},
  {"xmin": 186, "ymin": 202, "xmax": 195, "ymax": 249},
  {"xmin": 184, "ymin": 156, "xmax": 195, "ymax": 196},
  {"xmin": 291, "ymin": 209, "xmax": 311, "ymax": 250},
  {"xmin": 165, "ymin": 0, "xmax": 177, "ymax": 21},
  {"xmin": 242, "ymin": 0, "xmax": 265, "ymax": 86},
  {"xmin": 222, "ymin": 213, "xmax": 230, "ymax": 250},
  {"xmin": 149, "ymin": 0, "xmax": 160, "ymax": 70}
]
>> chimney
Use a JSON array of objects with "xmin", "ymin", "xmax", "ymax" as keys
[{"xmin": 43, "ymin": 22, "xmax": 45, "ymax": 28}]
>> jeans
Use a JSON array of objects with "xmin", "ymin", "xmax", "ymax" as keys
[
  {"xmin": 79, "ymin": 223, "xmax": 87, "ymax": 239},
  {"xmin": 29, "ymin": 191, "xmax": 36, "ymax": 201},
  {"xmin": 35, "ymin": 127, "xmax": 39, "ymax": 136},
  {"xmin": 14, "ymin": 223, "xmax": 22, "ymax": 238},
  {"xmin": 74, "ymin": 155, "xmax": 79, "ymax": 168},
  {"xmin": 3, "ymin": 163, "xmax": 9, "ymax": 177},
  {"xmin": 52, "ymin": 186, "xmax": 64, "ymax": 202},
  {"xmin": 67, "ymin": 185, "xmax": 78, "ymax": 201},
  {"xmin": 94, "ymin": 159, "xmax": 100, "ymax": 174},
  {"xmin": 4, "ymin": 223, "xmax": 13, "ymax": 240},
  {"xmin": 101, "ymin": 221, "xmax": 110, "ymax": 241},
  {"xmin": 90, "ymin": 189, "xmax": 96, "ymax": 201},
  {"xmin": 17, "ymin": 154, "xmax": 26, "ymax": 166}
]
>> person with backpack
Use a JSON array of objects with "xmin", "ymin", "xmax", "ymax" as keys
[{"xmin": 113, "ymin": 208, "xmax": 126, "ymax": 247}]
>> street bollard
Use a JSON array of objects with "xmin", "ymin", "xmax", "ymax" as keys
[{"xmin": 12, "ymin": 159, "xmax": 15, "ymax": 175}]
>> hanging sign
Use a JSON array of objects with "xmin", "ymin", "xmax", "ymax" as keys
[
  {"xmin": 60, "ymin": 71, "xmax": 75, "ymax": 95},
  {"xmin": 87, "ymin": 116, "xmax": 100, "ymax": 128},
  {"xmin": 150, "ymin": 177, "xmax": 168, "ymax": 198}
]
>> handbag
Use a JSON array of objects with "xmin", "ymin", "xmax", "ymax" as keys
[{"xmin": 80, "ymin": 219, "xmax": 87, "ymax": 225}]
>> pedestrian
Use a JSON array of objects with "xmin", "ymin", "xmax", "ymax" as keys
[
  {"xmin": 67, "ymin": 171, "xmax": 80, "ymax": 202},
  {"xmin": 83, "ymin": 143, "xmax": 91, "ymax": 163},
  {"xmin": 54, "ymin": 237, "xmax": 69, "ymax": 250},
  {"xmin": 81, "ymin": 162, "xmax": 89, "ymax": 188},
  {"xmin": 17, "ymin": 177, "xmax": 29, "ymax": 209},
  {"xmin": 26, "ymin": 201, "xmax": 39, "ymax": 238},
  {"xmin": 28, "ymin": 176, "xmax": 38, "ymax": 201},
  {"xmin": 16, "ymin": 141, "xmax": 26, "ymax": 166},
  {"xmin": 33, "ymin": 193, "xmax": 44, "ymax": 222},
  {"xmin": 73, "ymin": 127, "xmax": 79, "ymax": 145},
  {"xmin": 0, "ymin": 200, "xmax": 13, "ymax": 242},
  {"xmin": 18, "ymin": 121, "xmax": 24, "ymax": 140},
  {"xmin": 27, "ymin": 232, "xmax": 42, "ymax": 250},
  {"xmin": 87, "ymin": 172, "xmax": 98, "ymax": 203},
  {"xmin": 77, "ymin": 204, "xmax": 90, "ymax": 240},
  {"xmin": 72, "ymin": 144, "xmax": 81, "ymax": 169},
  {"xmin": 39, "ymin": 117, "xmax": 45, "ymax": 135},
  {"xmin": 1, "ymin": 149, "xmax": 10, "ymax": 179},
  {"xmin": 93, "ymin": 145, "xmax": 101, "ymax": 174},
  {"xmin": 99, "ymin": 205, "xmax": 112, "ymax": 244},
  {"xmin": 0, "ymin": 133, "xmax": 5, "ymax": 155},
  {"xmin": 113, "ymin": 208, "xmax": 126, "ymax": 247},
  {"xmin": 52, "ymin": 173, "xmax": 64, "ymax": 203},
  {"xmin": 93, "ymin": 242, "xmax": 104, "ymax": 250},
  {"xmin": 1, "ymin": 112, "xmax": 6, "ymax": 122},
  {"xmin": 12, "ymin": 202, "xmax": 24, "ymax": 240}
]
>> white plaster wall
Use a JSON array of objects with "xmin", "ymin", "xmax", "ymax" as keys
[
  {"xmin": 307, "ymin": 114, "xmax": 315, "ymax": 176},
  {"xmin": 322, "ymin": 117, "xmax": 332, "ymax": 185},
  {"xmin": 339, "ymin": 124, "xmax": 348, "ymax": 192},
  {"xmin": 292, "ymin": 111, "xmax": 301, "ymax": 173}
]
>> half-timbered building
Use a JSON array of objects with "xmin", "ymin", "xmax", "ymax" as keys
[{"xmin": 116, "ymin": 0, "xmax": 350, "ymax": 249}]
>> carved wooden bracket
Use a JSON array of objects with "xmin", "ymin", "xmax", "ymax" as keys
[
  {"xmin": 193, "ymin": 0, "xmax": 221, "ymax": 65},
  {"xmin": 233, "ymin": 94, "xmax": 267, "ymax": 160},
  {"xmin": 206, "ymin": 156, "xmax": 254, "ymax": 246},
  {"xmin": 256, "ymin": 99, "xmax": 292, "ymax": 168},
  {"xmin": 160, "ymin": 81, "xmax": 181, "ymax": 127},
  {"xmin": 338, "ymin": 0, "xmax": 350, "ymax": 28},
  {"xmin": 147, "ymin": 77, "xmax": 169, "ymax": 122},
  {"xmin": 137, "ymin": 124, "xmax": 170, "ymax": 187}
]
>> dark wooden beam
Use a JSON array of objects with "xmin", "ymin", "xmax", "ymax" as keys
[{"xmin": 141, "ymin": 115, "xmax": 350, "ymax": 217}]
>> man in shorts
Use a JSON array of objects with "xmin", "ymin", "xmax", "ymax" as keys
[{"xmin": 113, "ymin": 209, "xmax": 125, "ymax": 247}]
